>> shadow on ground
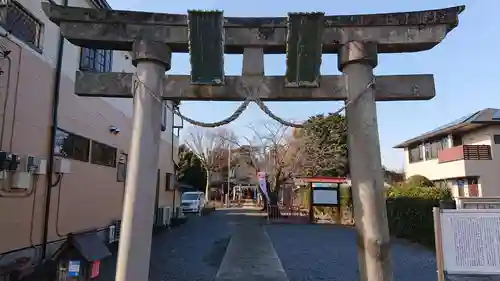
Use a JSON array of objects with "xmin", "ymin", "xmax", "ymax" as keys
[
  {"xmin": 98, "ymin": 209, "xmax": 259, "ymax": 281},
  {"xmin": 266, "ymin": 224, "xmax": 438, "ymax": 281},
  {"xmin": 202, "ymin": 236, "xmax": 231, "ymax": 268}
]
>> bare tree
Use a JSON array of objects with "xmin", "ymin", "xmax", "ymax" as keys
[
  {"xmin": 225, "ymin": 122, "xmax": 303, "ymax": 201},
  {"xmin": 182, "ymin": 126, "xmax": 235, "ymax": 200}
]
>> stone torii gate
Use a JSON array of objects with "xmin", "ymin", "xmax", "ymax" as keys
[{"xmin": 42, "ymin": 3, "xmax": 464, "ymax": 281}]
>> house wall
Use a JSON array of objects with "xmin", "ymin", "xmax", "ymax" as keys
[
  {"xmin": 462, "ymin": 126, "xmax": 500, "ymax": 196},
  {"xmin": 404, "ymin": 150, "xmax": 467, "ymax": 181},
  {"xmin": 403, "ymin": 125, "xmax": 500, "ymax": 197},
  {"xmin": 0, "ymin": 0, "xmax": 179, "ymax": 260}
]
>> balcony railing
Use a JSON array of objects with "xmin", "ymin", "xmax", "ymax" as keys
[
  {"xmin": 0, "ymin": 0, "xmax": 43, "ymax": 51},
  {"xmin": 438, "ymin": 145, "xmax": 492, "ymax": 163}
]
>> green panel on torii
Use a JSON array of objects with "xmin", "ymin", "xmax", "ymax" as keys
[
  {"xmin": 188, "ymin": 10, "xmax": 225, "ymax": 85},
  {"xmin": 188, "ymin": 11, "xmax": 325, "ymax": 86},
  {"xmin": 285, "ymin": 13, "xmax": 324, "ymax": 87}
]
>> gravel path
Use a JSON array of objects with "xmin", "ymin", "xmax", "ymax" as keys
[
  {"xmin": 99, "ymin": 210, "xmax": 240, "ymax": 281},
  {"xmin": 266, "ymin": 224, "xmax": 438, "ymax": 281}
]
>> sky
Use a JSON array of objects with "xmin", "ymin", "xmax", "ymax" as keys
[{"xmin": 107, "ymin": 0, "xmax": 497, "ymax": 171}]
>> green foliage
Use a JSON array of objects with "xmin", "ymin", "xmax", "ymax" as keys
[
  {"xmin": 385, "ymin": 185, "xmax": 452, "ymax": 249},
  {"xmin": 176, "ymin": 145, "xmax": 207, "ymax": 192},
  {"xmin": 406, "ymin": 174, "xmax": 434, "ymax": 187},
  {"xmin": 339, "ymin": 185, "xmax": 352, "ymax": 207},
  {"xmin": 300, "ymin": 113, "xmax": 348, "ymax": 177},
  {"xmin": 387, "ymin": 184, "xmax": 452, "ymax": 200}
]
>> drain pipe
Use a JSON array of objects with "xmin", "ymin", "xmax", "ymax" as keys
[
  {"xmin": 171, "ymin": 105, "xmax": 176, "ymax": 216},
  {"xmin": 41, "ymin": 0, "xmax": 68, "ymax": 260}
]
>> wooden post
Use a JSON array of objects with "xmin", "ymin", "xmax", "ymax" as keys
[{"xmin": 433, "ymin": 207, "xmax": 446, "ymax": 281}]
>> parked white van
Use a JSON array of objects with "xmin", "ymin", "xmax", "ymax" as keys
[{"xmin": 181, "ymin": 191, "xmax": 205, "ymax": 213}]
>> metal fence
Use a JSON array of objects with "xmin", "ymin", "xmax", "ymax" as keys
[
  {"xmin": 266, "ymin": 186, "xmax": 310, "ymax": 224},
  {"xmin": 455, "ymin": 196, "xmax": 500, "ymax": 209}
]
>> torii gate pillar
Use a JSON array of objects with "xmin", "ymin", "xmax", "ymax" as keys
[
  {"xmin": 116, "ymin": 40, "xmax": 171, "ymax": 281},
  {"xmin": 339, "ymin": 41, "xmax": 392, "ymax": 280}
]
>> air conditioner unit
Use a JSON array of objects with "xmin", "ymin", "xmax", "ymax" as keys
[
  {"xmin": 175, "ymin": 207, "xmax": 184, "ymax": 218},
  {"xmin": 108, "ymin": 220, "xmax": 122, "ymax": 243},
  {"xmin": 163, "ymin": 207, "xmax": 171, "ymax": 226},
  {"xmin": 154, "ymin": 208, "xmax": 165, "ymax": 227},
  {"xmin": 108, "ymin": 225, "xmax": 117, "ymax": 243},
  {"xmin": 115, "ymin": 221, "xmax": 122, "ymax": 241}
]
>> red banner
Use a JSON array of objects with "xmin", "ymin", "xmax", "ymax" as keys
[{"xmin": 91, "ymin": 260, "xmax": 100, "ymax": 279}]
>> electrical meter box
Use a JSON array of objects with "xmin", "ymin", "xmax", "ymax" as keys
[
  {"xmin": 54, "ymin": 158, "xmax": 71, "ymax": 174},
  {"xmin": 12, "ymin": 172, "xmax": 31, "ymax": 189}
]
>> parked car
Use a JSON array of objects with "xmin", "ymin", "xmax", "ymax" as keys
[{"xmin": 181, "ymin": 191, "xmax": 205, "ymax": 213}]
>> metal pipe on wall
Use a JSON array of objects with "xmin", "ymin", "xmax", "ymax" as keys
[{"xmin": 41, "ymin": 0, "xmax": 69, "ymax": 260}]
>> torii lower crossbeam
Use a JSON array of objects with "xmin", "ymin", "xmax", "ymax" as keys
[{"xmin": 75, "ymin": 72, "xmax": 435, "ymax": 101}]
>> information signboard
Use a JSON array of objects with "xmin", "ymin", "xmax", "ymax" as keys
[
  {"xmin": 311, "ymin": 182, "xmax": 338, "ymax": 205},
  {"xmin": 312, "ymin": 189, "xmax": 338, "ymax": 205},
  {"xmin": 437, "ymin": 209, "xmax": 500, "ymax": 276}
]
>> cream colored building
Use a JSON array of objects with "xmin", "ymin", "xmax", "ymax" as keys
[
  {"xmin": 395, "ymin": 108, "xmax": 500, "ymax": 198},
  {"xmin": 0, "ymin": 0, "xmax": 180, "ymax": 278}
]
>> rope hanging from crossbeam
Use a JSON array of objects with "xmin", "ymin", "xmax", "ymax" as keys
[{"xmin": 132, "ymin": 74, "xmax": 375, "ymax": 129}]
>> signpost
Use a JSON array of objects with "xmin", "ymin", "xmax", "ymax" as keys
[{"xmin": 433, "ymin": 208, "xmax": 500, "ymax": 280}]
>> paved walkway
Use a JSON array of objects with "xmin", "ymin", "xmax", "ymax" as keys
[
  {"xmin": 215, "ymin": 209, "xmax": 288, "ymax": 281},
  {"xmin": 266, "ymin": 223, "xmax": 438, "ymax": 281},
  {"xmin": 100, "ymin": 210, "xmax": 237, "ymax": 281},
  {"xmin": 100, "ymin": 207, "xmax": 485, "ymax": 281}
]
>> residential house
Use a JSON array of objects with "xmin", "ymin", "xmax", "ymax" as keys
[
  {"xmin": 394, "ymin": 108, "xmax": 500, "ymax": 198},
  {"xmin": 0, "ymin": 0, "xmax": 180, "ymax": 279}
]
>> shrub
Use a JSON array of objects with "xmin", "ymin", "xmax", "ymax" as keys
[
  {"xmin": 405, "ymin": 174, "xmax": 434, "ymax": 187},
  {"xmin": 386, "ymin": 185, "xmax": 452, "ymax": 249},
  {"xmin": 387, "ymin": 183, "xmax": 452, "ymax": 200}
]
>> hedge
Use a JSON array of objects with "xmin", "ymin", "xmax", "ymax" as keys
[{"xmin": 385, "ymin": 185, "xmax": 452, "ymax": 249}]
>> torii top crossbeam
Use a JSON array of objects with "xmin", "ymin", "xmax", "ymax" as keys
[
  {"xmin": 42, "ymin": 3, "xmax": 464, "ymax": 54},
  {"xmin": 41, "ymin": 3, "xmax": 464, "ymax": 102}
]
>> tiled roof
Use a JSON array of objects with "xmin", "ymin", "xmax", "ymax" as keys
[{"xmin": 393, "ymin": 108, "xmax": 500, "ymax": 148}]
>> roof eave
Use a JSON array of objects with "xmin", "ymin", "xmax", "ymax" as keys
[
  {"xmin": 393, "ymin": 122, "xmax": 489, "ymax": 149},
  {"xmin": 393, "ymin": 124, "xmax": 465, "ymax": 149}
]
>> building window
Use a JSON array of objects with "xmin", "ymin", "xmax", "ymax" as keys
[
  {"xmin": 0, "ymin": 1, "xmax": 43, "ymax": 51},
  {"xmin": 117, "ymin": 152, "xmax": 127, "ymax": 182},
  {"xmin": 408, "ymin": 144, "xmax": 423, "ymax": 163},
  {"xmin": 452, "ymin": 134, "xmax": 463, "ymax": 146},
  {"xmin": 80, "ymin": 48, "xmax": 113, "ymax": 72},
  {"xmin": 424, "ymin": 139, "xmax": 445, "ymax": 160},
  {"xmin": 493, "ymin": 135, "xmax": 500, "ymax": 145},
  {"xmin": 165, "ymin": 173, "xmax": 173, "ymax": 190},
  {"xmin": 54, "ymin": 129, "xmax": 90, "ymax": 162},
  {"xmin": 439, "ymin": 137, "xmax": 448, "ymax": 150},
  {"xmin": 90, "ymin": 141, "xmax": 117, "ymax": 167}
]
